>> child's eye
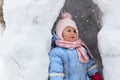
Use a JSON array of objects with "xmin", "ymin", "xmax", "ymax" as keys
[
  {"xmin": 73, "ymin": 30, "xmax": 76, "ymax": 33},
  {"xmin": 67, "ymin": 30, "xmax": 71, "ymax": 32}
]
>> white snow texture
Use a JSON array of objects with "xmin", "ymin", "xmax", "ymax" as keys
[
  {"xmin": 93, "ymin": 0, "xmax": 120, "ymax": 80},
  {"xmin": 0, "ymin": 0, "xmax": 65, "ymax": 80}
]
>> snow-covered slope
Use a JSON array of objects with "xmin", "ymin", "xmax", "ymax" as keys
[
  {"xmin": 92, "ymin": 0, "xmax": 120, "ymax": 80},
  {"xmin": 0, "ymin": 0, "xmax": 65, "ymax": 80}
]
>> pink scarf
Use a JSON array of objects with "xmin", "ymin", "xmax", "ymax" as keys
[{"xmin": 55, "ymin": 39, "xmax": 93, "ymax": 63}]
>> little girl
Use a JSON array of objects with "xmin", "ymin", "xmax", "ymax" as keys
[{"xmin": 49, "ymin": 12, "xmax": 102, "ymax": 80}]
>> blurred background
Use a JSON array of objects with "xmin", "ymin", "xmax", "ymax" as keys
[
  {"xmin": 0, "ymin": 0, "xmax": 5, "ymax": 39},
  {"xmin": 0, "ymin": 0, "xmax": 4, "ymax": 23}
]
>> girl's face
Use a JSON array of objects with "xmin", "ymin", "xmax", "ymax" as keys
[{"xmin": 62, "ymin": 26, "xmax": 78, "ymax": 42}]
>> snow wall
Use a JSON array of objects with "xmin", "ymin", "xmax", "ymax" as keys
[
  {"xmin": 93, "ymin": 0, "xmax": 120, "ymax": 80},
  {"xmin": 0, "ymin": 0, "xmax": 65, "ymax": 80}
]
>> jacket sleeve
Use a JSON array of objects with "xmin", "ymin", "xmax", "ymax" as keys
[
  {"xmin": 87, "ymin": 58, "xmax": 99, "ymax": 76},
  {"xmin": 49, "ymin": 49, "xmax": 64, "ymax": 80}
]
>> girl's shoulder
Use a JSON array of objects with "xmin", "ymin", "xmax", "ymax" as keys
[{"xmin": 49, "ymin": 47, "xmax": 67, "ymax": 56}]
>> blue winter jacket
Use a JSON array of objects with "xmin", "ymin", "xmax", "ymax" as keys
[{"xmin": 49, "ymin": 47, "xmax": 98, "ymax": 80}]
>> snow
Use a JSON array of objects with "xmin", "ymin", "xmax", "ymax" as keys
[
  {"xmin": 92, "ymin": 0, "xmax": 120, "ymax": 80},
  {"xmin": 0, "ymin": 23, "xmax": 4, "ymax": 40},
  {"xmin": 0, "ymin": 0, "xmax": 65, "ymax": 80},
  {"xmin": 0, "ymin": 0, "xmax": 120, "ymax": 80}
]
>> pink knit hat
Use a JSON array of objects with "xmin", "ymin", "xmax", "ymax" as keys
[{"xmin": 55, "ymin": 12, "xmax": 78, "ymax": 40}]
